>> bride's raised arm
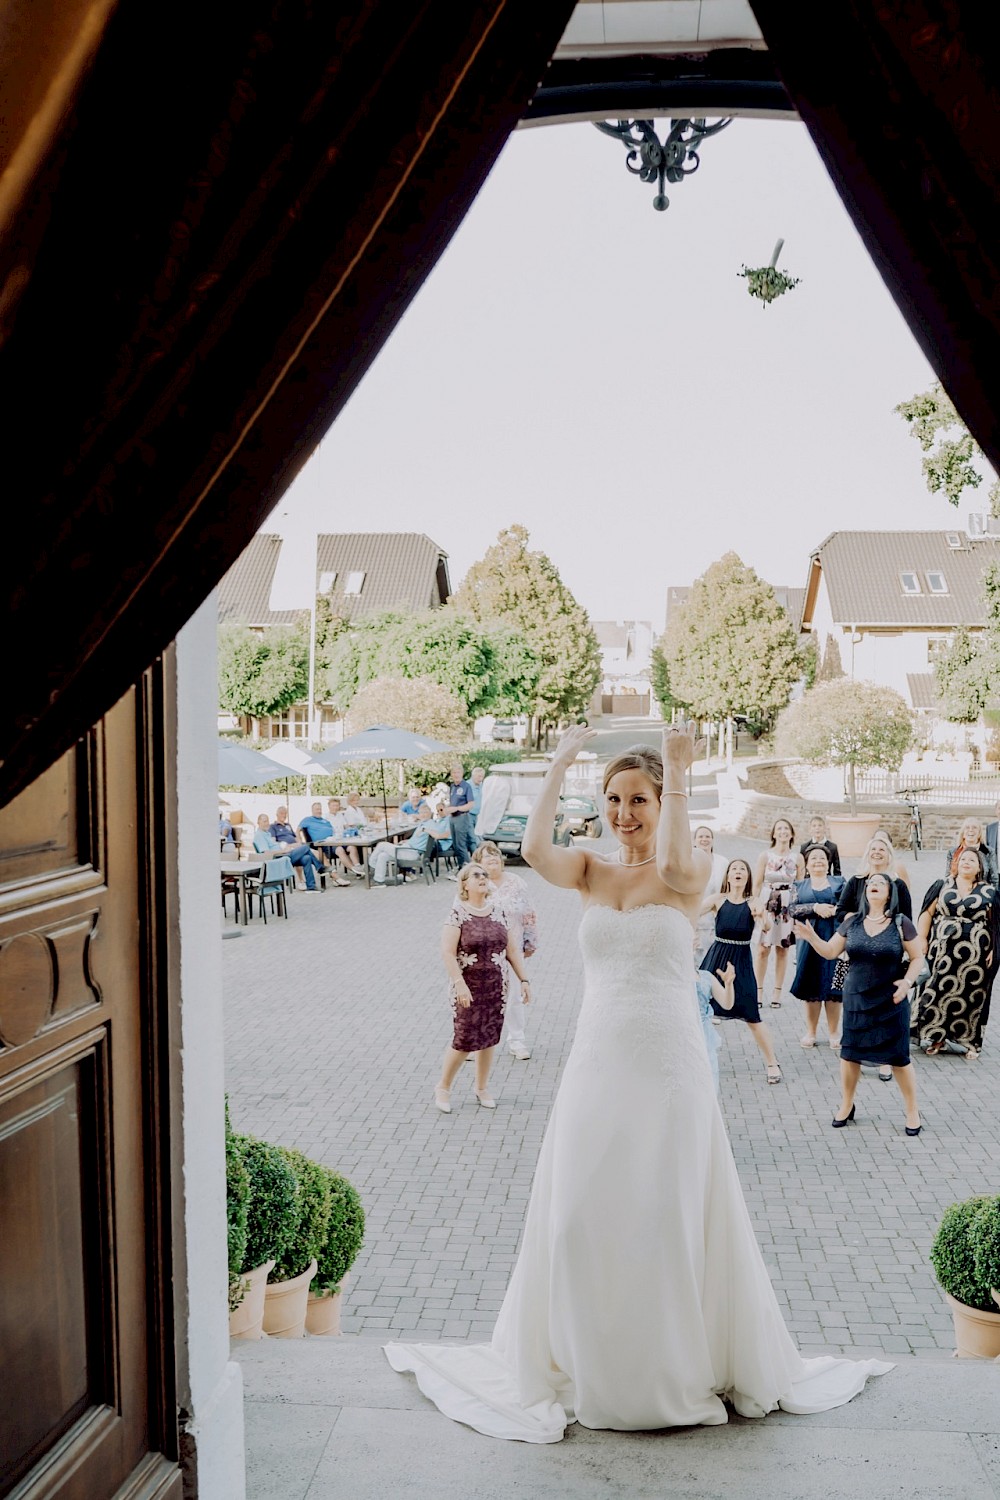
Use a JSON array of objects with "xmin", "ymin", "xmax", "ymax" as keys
[
  {"xmin": 522, "ymin": 724, "xmax": 596, "ymax": 890},
  {"xmin": 657, "ymin": 727, "xmax": 710, "ymax": 896}
]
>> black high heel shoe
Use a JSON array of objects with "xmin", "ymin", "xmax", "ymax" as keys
[
  {"xmin": 831, "ymin": 1104, "xmax": 856, "ymax": 1128},
  {"xmin": 905, "ymin": 1123, "xmax": 922, "ymax": 1137}
]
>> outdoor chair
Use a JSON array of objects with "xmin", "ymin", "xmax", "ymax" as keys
[
  {"xmin": 388, "ymin": 846, "xmax": 434, "ymax": 886},
  {"xmin": 244, "ymin": 869, "xmax": 289, "ymax": 922}
]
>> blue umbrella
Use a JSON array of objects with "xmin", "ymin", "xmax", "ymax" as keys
[
  {"xmin": 314, "ymin": 726, "xmax": 454, "ymax": 826},
  {"xmin": 218, "ymin": 739, "xmax": 287, "ymax": 788}
]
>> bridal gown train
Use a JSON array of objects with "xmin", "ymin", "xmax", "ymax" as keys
[{"xmin": 386, "ymin": 904, "xmax": 892, "ymax": 1442}]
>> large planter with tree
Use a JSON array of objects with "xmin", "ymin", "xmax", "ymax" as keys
[
  {"xmin": 775, "ymin": 679, "xmax": 914, "ymax": 856},
  {"xmin": 230, "ymin": 1136, "xmax": 299, "ymax": 1340},
  {"xmin": 306, "ymin": 1165, "xmax": 366, "ymax": 1335},
  {"xmin": 262, "ymin": 1148, "xmax": 330, "ymax": 1338},
  {"xmin": 930, "ymin": 1195, "xmax": 1000, "ymax": 1358}
]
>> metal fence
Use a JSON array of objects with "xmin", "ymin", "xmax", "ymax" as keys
[{"xmin": 854, "ymin": 771, "xmax": 1000, "ymax": 806}]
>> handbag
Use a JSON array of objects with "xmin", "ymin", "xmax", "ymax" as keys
[{"xmin": 832, "ymin": 954, "xmax": 850, "ymax": 993}]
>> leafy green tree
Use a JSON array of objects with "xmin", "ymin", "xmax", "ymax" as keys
[
  {"xmin": 775, "ymin": 679, "xmax": 914, "ymax": 815},
  {"xmin": 345, "ymin": 676, "xmax": 470, "ymax": 743},
  {"xmin": 323, "ymin": 607, "xmax": 538, "ymax": 720},
  {"xmin": 650, "ymin": 640, "xmax": 682, "ymax": 717},
  {"xmin": 454, "ymin": 525, "xmax": 601, "ymax": 736},
  {"xmin": 218, "ymin": 623, "xmax": 309, "ymax": 718},
  {"xmin": 895, "ymin": 383, "xmax": 1000, "ymax": 511},
  {"xmin": 933, "ymin": 626, "xmax": 988, "ymax": 724},
  {"xmin": 660, "ymin": 553, "xmax": 803, "ymax": 730}
]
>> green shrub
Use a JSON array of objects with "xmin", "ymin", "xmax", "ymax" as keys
[
  {"xmin": 971, "ymin": 1196, "xmax": 1000, "ymax": 1305},
  {"xmin": 313, "ymin": 1166, "xmax": 365, "ymax": 1296},
  {"xmin": 930, "ymin": 1197, "xmax": 996, "ymax": 1311},
  {"xmin": 239, "ymin": 1136, "xmax": 300, "ymax": 1273},
  {"xmin": 225, "ymin": 1102, "xmax": 251, "ymax": 1310},
  {"xmin": 273, "ymin": 1148, "xmax": 332, "ymax": 1283}
]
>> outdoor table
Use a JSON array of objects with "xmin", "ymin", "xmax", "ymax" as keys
[
  {"xmin": 220, "ymin": 858, "xmax": 263, "ymax": 926},
  {"xmin": 317, "ymin": 827, "xmax": 413, "ymax": 889}
]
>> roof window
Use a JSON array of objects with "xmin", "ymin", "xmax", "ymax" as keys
[
  {"xmin": 945, "ymin": 532, "xmax": 963, "ymax": 548},
  {"xmin": 900, "ymin": 572, "xmax": 921, "ymax": 594},
  {"xmin": 926, "ymin": 571, "xmax": 948, "ymax": 594},
  {"xmin": 344, "ymin": 570, "xmax": 366, "ymax": 596}
]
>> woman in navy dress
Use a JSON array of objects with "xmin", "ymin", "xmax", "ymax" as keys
[
  {"xmin": 794, "ymin": 873, "xmax": 924, "ymax": 1135},
  {"xmin": 701, "ymin": 858, "xmax": 781, "ymax": 1084},
  {"xmin": 789, "ymin": 846, "xmax": 845, "ymax": 1050}
]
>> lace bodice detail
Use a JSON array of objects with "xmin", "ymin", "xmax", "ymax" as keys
[{"xmin": 570, "ymin": 905, "xmax": 711, "ymax": 1087}]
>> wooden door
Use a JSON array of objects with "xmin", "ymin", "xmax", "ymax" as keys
[{"xmin": 0, "ymin": 677, "xmax": 181, "ymax": 1498}]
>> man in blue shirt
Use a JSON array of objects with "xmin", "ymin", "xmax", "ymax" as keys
[
  {"xmin": 254, "ymin": 812, "xmax": 323, "ymax": 891},
  {"xmin": 370, "ymin": 806, "xmax": 452, "ymax": 884},
  {"xmin": 446, "ymin": 762, "xmax": 477, "ymax": 875}
]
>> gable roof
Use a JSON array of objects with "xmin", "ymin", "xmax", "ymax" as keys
[
  {"xmin": 803, "ymin": 531, "xmax": 1000, "ymax": 629},
  {"xmin": 217, "ymin": 534, "xmax": 301, "ymax": 627},
  {"xmin": 315, "ymin": 533, "xmax": 450, "ymax": 620}
]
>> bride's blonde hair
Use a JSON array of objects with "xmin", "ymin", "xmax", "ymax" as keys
[{"xmin": 602, "ymin": 745, "xmax": 663, "ymax": 798}]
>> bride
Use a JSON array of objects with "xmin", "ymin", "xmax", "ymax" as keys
[{"xmin": 385, "ymin": 725, "xmax": 891, "ymax": 1441}]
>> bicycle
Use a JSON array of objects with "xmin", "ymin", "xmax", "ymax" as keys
[{"xmin": 896, "ymin": 787, "xmax": 930, "ymax": 855}]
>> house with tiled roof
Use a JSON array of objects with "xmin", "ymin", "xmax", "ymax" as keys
[
  {"xmin": 800, "ymin": 522, "xmax": 1000, "ymax": 716},
  {"xmin": 592, "ymin": 619, "xmax": 655, "ymax": 716}
]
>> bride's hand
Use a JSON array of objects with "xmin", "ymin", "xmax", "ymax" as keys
[
  {"xmin": 661, "ymin": 724, "xmax": 701, "ymax": 772},
  {"xmin": 553, "ymin": 722, "xmax": 597, "ymax": 768}
]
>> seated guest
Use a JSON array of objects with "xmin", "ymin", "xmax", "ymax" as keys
[
  {"xmin": 800, "ymin": 814, "xmax": 841, "ymax": 877},
  {"xmin": 327, "ymin": 797, "xmax": 365, "ymax": 877},
  {"xmin": 220, "ymin": 812, "xmax": 236, "ymax": 849},
  {"xmin": 252, "ymin": 814, "xmax": 304, "ymax": 889},
  {"xmin": 401, "ymin": 785, "xmax": 428, "ymax": 818},
  {"xmin": 296, "ymin": 802, "xmax": 350, "ymax": 887},
  {"xmin": 269, "ymin": 805, "xmax": 299, "ymax": 845},
  {"xmin": 370, "ymin": 807, "xmax": 452, "ymax": 885},
  {"xmin": 342, "ymin": 791, "xmax": 369, "ymax": 833}
]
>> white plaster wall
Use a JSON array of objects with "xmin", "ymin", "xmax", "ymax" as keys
[{"xmin": 173, "ymin": 594, "xmax": 246, "ymax": 1498}]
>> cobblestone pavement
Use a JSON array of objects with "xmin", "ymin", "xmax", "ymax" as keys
[{"xmin": 223, "ymin": 829, "xmax": 998, "ymax": 1359}]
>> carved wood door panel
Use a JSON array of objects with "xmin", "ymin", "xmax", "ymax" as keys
[{"xmin": 0, "ymin": 685, "xmax": 180, "ymax": 1498}]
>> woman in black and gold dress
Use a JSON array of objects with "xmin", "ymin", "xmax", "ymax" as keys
[{"xmin": 915, "ymin": 847, "xmax": 998, "ymax": 1059}]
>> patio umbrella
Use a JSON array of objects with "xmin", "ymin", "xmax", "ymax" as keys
[
  {"xmin": 260, "ymin": 742, "xmax": 330, "ymax": 800},
  {"xmin": 218, "ymin": 739, "xmax": 287, "ymax": 788},
  {"xmin": 314, "ymin": 726, "xmax": 453, "ymax": 828}
]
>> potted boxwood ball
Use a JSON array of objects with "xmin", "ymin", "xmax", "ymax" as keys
[
  {"xmin": 930, "ymin": 1195, "xmax": 1000, "ymax": 1358},
  {"xmin": 230, "ymin": 1136, "xmax": 299, "ymax": 1340},
  {"xmin": 306, "ymin": 1166, "xmax": 365, "ymax": 1335},
  {"xmin": 262, "ymin": 1148, "xmax": 330, "ymax": 1339},
  {"xmin": 225, "ymin": 1102, "xmax": 251, "ymax": 1317}
]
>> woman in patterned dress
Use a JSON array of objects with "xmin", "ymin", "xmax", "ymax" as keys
[
  {"xmin": 754, "ymin": 820, "xmax": 805, "ymax": 1009},
  {"xmin": 435, "ymin": 864, "xmax": 532, "ymax": 1113},
  {"xmin": 915, "ymin": 848, "xmax": 999, "ymax": 1059},
  {"xmin": 471, "ymin": 841, "xmax": 538, "ymax": 1061}
]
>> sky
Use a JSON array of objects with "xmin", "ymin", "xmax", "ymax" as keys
[{"xmin": 266, "ymin": 113, "xmax": 982, "ymax": 631}]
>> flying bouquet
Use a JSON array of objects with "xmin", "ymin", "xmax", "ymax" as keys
[{"xmin": 739, "ymin": 238, "xmax": 800, "ymax": 307}]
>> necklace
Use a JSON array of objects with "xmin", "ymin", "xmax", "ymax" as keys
[{"xmin": 617, "ymin": 849, "xmax": 656, "ymax": 867}]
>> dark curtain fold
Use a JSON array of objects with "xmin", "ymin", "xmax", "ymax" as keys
[
  {"xmin": 0, "ymin": 1, "xmax": 574, "ymax": 806},
  {"xmin": 751, "ymin": 3, "xmax": 1000, "ymax": 478}
]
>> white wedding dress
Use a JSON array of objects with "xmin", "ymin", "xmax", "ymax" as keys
[{"xmin": 386, "ymin": 904, "xmax": 892, "ymax": 1442}]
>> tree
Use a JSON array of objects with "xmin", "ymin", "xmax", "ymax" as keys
[
  {"xmin": 454, "ymin": 525, "xmax": 601, "ymax": 736},
  {"xmin": 218, "ymin": 623, "xmax": 309, "ymax": 719},
  {"xmin": 816, "ymin": 633, "xmax": 845, "ymax": 682},
  {"xmin": 660, "ymin": 553, "xmax": 803, "ymax": 729},
  {"xmin": 895, "ymin": 382, "xmax": 1000, "ymax": 512},
  {"xmin": 323, "ymin": 607, "xmax": 539, "ymax": 720},
  {"xmin": 650, "ymin": 640, "xmax": 682, "ymax": 717},
  {"xmin": 775, "ymin": 679, "xmax": 914, "ymax": 816},
  {"xmin": 345, "ymin": 676, "xmax": 470, "ymax": 743}
]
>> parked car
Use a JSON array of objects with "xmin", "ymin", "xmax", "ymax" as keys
[
  {"xmin": 491, "ymin": 718, "xmax": 516, "ymax": 742},
  {"xmin": 477, "ymin": 761, "xmax": 571, "ymax": 861}
]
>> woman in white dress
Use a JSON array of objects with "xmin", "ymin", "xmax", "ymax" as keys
[
  {"xmin": 692, "ymin": 824, "xmax": 728, "ymax": 961},
  {"xmin": 385, "ymin": 725, "xmax": 891, "ymax": 1441}
]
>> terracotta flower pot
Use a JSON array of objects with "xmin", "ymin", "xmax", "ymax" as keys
[
  {"xmin": 262, "ymin": 1258, "xmax": 318, "ymax": 1339},
  {"xmin": 229, "ymin": 1259, "xmax": 275, "ymax": 1340},
  {"xmin": 826, "ymin": 814, "xmax": 882, "ymax": 859},
  {"xmin": 305, "ymin": 1273, "xmax": 349, "ymax": 1336},
  {"xmin": 944, "ymin": 1290, "xmax": 1000, "ymax": 1358}
]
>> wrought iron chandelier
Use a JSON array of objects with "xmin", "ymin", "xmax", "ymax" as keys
[{"xmin": 593, "ymin": 117, "xmax": 733, "ymax": 211}]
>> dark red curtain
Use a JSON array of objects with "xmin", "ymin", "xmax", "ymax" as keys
[
  {"xmin": 0, "ymin": 2, "xmax": 574, "ymax": 806},
  {"xmin": 751, "ymin": 4, "xmax": 1000, "ymax": 477}
]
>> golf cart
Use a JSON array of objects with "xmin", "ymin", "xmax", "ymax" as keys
[
  {"xmin": 477, "ymin": 761, "xmax": 572, "ymax": 862},
  {"xmin": 559, "ymin": 750, "xmax": 603, "ymax": 840}
]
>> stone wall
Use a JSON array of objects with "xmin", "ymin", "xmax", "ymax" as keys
[{"xmin": 716, "ymin": 761, "xmax": 983, "ymax": 852}]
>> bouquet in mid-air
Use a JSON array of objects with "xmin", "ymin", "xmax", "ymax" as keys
[{"xmin": 739, "ymin": 239, "xmax": 800, "ymax": 306}]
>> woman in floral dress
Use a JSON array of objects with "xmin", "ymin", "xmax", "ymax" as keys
[
  {"xmin": 471, "ymin": 841, "xmax": 538, "ymax": 1061},
  {"xmin": 754, "ymin": 820, "xmax": 804, "ymax": 1009},
  {"xmin": 915, "ymin": 848, "xmax": 999, "ymax": 1059},
  {"xmin": 435, "ymin": 864, "xmax": 532, "ymax": 1112}
]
